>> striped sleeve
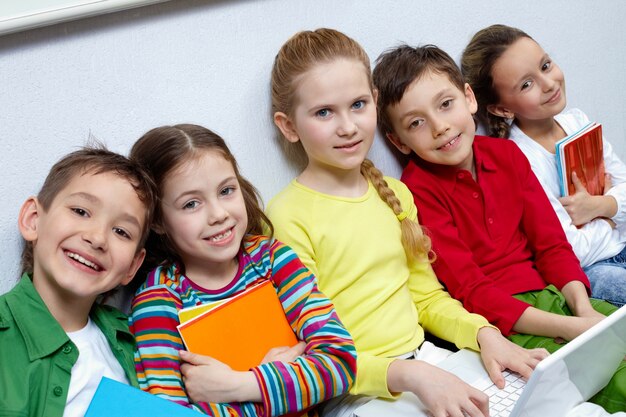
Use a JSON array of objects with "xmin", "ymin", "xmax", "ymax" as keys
[
  {"xmin": 249, "ymin": 240, "xmax": 357, "ymax": 417},
  {"xmin": 130, "ymin": 269, "xmax": 255, "ymax": 416}
]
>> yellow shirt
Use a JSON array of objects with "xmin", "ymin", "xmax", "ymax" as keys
[{"xmin": 267, "ymin": 178, "xmax": 490, "ymax": 398}]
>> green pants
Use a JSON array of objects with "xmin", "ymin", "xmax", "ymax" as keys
[{"xmin": 510, "ymin": 285, "xmax": 626, "ymax": 412}]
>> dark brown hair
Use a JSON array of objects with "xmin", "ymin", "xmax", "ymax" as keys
[
  {"xmin": 373, "ymin": 44, "xmax": 465, "ymax": 139},
  {"xmin": 21, "ymin": 145, "xmax": 156, "ymax": 275},
  {"xmin": 461, "ymin": 24, "xmax": 531, "ymax": 138},
  {"xmin": 129, "ymin": 124, "xmax": 273, "ymax": 275}
]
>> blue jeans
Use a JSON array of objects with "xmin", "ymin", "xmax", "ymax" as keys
[{"xmin": 583, "ymin": 245, "xmax": 626, "ymax": 307}]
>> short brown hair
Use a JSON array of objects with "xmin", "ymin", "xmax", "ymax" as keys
[
  {"xmin": 373, "ymin": 44, "xmax": 465, "ymax": 139},
  {"xmin": 21, "ymin": 145, "xmax": 156, "ymax": 275}
]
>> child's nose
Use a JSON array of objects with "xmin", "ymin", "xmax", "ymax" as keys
[
  {"xmin": 430, "ymin": 117, "xmax": 449, "ymax": 137},
  {"xmin": 540, "ymin": 74, "xmax": 557, "ymax": 92},
  {"xmin": 336, "ymin": 114, "xmax": 357, "ymax": 137},
  {"xmin": 206, "ymin": 202, "xmax": 229, "ymax": 225},
  {"xmin": 82, "ymin": 226, "xmax": 108, "ymax": 251}
]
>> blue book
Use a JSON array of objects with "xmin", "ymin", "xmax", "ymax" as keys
[{"xmin": 85, "ymin": 377, "xmax": 200, "ymax": 417}]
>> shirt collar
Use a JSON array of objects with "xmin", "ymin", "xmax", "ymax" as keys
[
  {"xmin": 5, "ymin": 274, "xmax": 70, "ymax": 361},
  {"xmin": 5, "ymin": 274, "xmax": 132, "ymax": 361},
  {"xmin": 409, "ymin": 135, "xmax": 498, "ymax": 194}
]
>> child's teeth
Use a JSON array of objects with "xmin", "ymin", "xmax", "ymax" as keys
[
  {"xmin": 211, "ymin": 229, "xmax": 232, "ymax": 242},
  {"xmin": 67, "ymin": 252, "xmax": 99, "ymax": 270}
]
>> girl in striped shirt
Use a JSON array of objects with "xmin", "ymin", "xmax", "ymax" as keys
[{"xmin": 128, "ymin": 124, "xmax": 356, "ymax": 416}]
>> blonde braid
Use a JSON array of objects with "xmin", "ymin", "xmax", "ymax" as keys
[{"xmin": 360, "ymin": 159, "xmax": 434, "ymax": 261}]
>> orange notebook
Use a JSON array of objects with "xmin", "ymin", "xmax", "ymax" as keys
[
  {"xmin": 556, "ymin": 122, "xmax": 605, "ymax": 197},
  {"xmin": 177, "ymin": 280, "xmax": 298, "ymax": 371}
]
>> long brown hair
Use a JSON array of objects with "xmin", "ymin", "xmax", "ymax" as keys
[
  {"xmin": 130, "ymin": 124, "xmax": 273, "ymax": 276},
  {"xmin": 461, "ymin": 24, "xmax": 531, "ymax": 138},
  {"xmin": 271, "ymin": 28, "xmax": 431, "ymax": 260}
]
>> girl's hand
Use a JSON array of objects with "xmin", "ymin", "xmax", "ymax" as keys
[
  {"xmin": 261, "ymin": 341, "xmax": 306, "ymax": 364},
  {"xmin": 558, "ymin": 172, "xmax": 617, "ymax": 226},
  {"xmin": 387, "ymin": 359, "xmax": 489, "ymax": 417},
  {"xmin": 179, "ymin": 350, "xmax": 262, "ymax": 403},
  {"xmin": 476, "ymin": 327, "xmax": 548, "ymax": 388}
]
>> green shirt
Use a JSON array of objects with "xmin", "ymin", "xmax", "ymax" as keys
[{"xmin": 0, "ymin": 274, "xmax": 137, "ymax": 417}]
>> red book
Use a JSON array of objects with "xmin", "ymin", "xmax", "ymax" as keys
[{"xmin": 556, "ymin": 122, "xmax": 605, "ymax": 197}]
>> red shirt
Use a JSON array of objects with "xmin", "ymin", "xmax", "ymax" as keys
[{"xmin": 401, "ymin": 136, "xmax": 589, "ymax": 335}]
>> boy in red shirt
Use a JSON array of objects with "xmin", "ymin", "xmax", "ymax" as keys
[{"xmin": 372, "ymin": 44, "xmax": 624, "ymax": 412}]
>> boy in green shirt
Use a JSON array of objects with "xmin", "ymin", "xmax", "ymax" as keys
[{"xmin": 0, "ymin": 146, "xmax": 155, "ymax": 417}]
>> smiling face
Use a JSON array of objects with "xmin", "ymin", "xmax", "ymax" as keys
[
  {"xmin": 488, "ymin": 37, "xmax": 566, "ymax": 125},
  {"xmin": 159, "ymin": 150, "xmax": 247, "ymax": 287},
  {"xmin": 22, "ymin": 171, "xmax": 146, "ymax": 305},
  {"xmin": 275, "ymin": 58, "xmax": 377, "ymax": 179},
  {"xmin": 386, "ymin": 70, "xmax": 478, "ymax": 172}
]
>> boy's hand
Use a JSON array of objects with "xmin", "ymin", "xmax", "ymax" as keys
[
  {"xmin": 558, "ymin": 172, "xmax": 617, "ymax": 226},
  {"xmin": 477, "ymin": 327, "xmax": 548, "ymax": 388},
  {"xmin": 387, "ymin": 359, "xmax": 489, "ymax": 417},
  {"xmin": 563, "ymin": 315, "xmax": 605, "ymax": 341},
  {"xmin": 179, "ymin": 350, "xmax": 261, "ymax": 403},
  {"xmin": 261, "ymin": 341, "xmax": 306, "ymax": 364}
]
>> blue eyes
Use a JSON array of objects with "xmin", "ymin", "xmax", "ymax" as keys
[
  {"xmin": 315, "ymin": 100, "xmax": 367, "ymax": 118},
  {"xmin": 182, "ymin": 187, "xmax": 236, "ymax": 209},
  {"xmin": 316, "ymin": 108, "xmax": 330, "ymax": 118},
  {"xmin": 183, "ymin": 200, "xmax": 200, "ymax": 210},
  {"xmin": 352, "ymin": 100, "xmax": 365, "ymax": 110},
  {"xmin": 220, "ymin": 186, "xmax": 236, "ymax": 196}
]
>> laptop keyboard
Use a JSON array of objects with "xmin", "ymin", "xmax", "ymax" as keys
[{"xmin": 477, "ymin": 370, "xmax": 526, "ymax": 417}]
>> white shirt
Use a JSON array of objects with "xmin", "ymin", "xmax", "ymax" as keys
[
  {"xmin": 63, "ymin": 318, "xmax": 129, "ymax": 417},
  {"xmin": 509, "ymin": 108, "xmax": 626, "ymax": 267}
]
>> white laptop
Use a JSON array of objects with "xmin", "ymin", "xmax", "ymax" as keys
[{"xmin": 355, "ymin": 305, "xmax": 626, "ymax": 417}]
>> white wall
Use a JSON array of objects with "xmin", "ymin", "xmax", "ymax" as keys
[{"xmin": 1, "ymin": 0, "xmax": 625, "ymax": 294}]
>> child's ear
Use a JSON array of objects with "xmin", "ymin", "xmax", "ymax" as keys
[
  {"xmin": 486, "ymin": 103, "xmax": 515, "ymax": 120},
  {"xmin": 273, "ymin": 112, "xmax": 300, "ymax": 144},
  {"xmin": 464, "ymin": 83, "xmax": 479, "ymax": 115},
  {"xmin": 18, "ymin": 197, "xmax": 41, "ymax": 243},
  {"xmin": 386, "ymin": 132, "xmax": 412, "ymax": 155},
  {"xmin": 120, "ymin": 248, "xmax": 146, "ymax": 286}
]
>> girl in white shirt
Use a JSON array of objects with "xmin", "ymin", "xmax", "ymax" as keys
[{"xmin": 461, "ymin": 24, "xmax": 626, "ymax": 307}]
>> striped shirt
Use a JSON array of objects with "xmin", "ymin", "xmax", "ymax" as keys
[{"xmin": 129, "ymin": 235, "xmax": 356, "ymax": 416}]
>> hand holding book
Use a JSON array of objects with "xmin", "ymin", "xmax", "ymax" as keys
[
  {"xmin": 179, "ymin": 350, "xmax": 262, "ymax": 404},
  {"xmin": 261, "ymin": 341, "xmax": 306, "ymax": 364},
  {"xmin": 558, "ymin": 171, "xmax": 618, "ymax": 227},
  {"xmin": 555, "ymin": 122, "xmax": 604, "ymax": 198},
  {"xmin": 176, "ymin": 280, "xmax": 299, "ymax": 372}
]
